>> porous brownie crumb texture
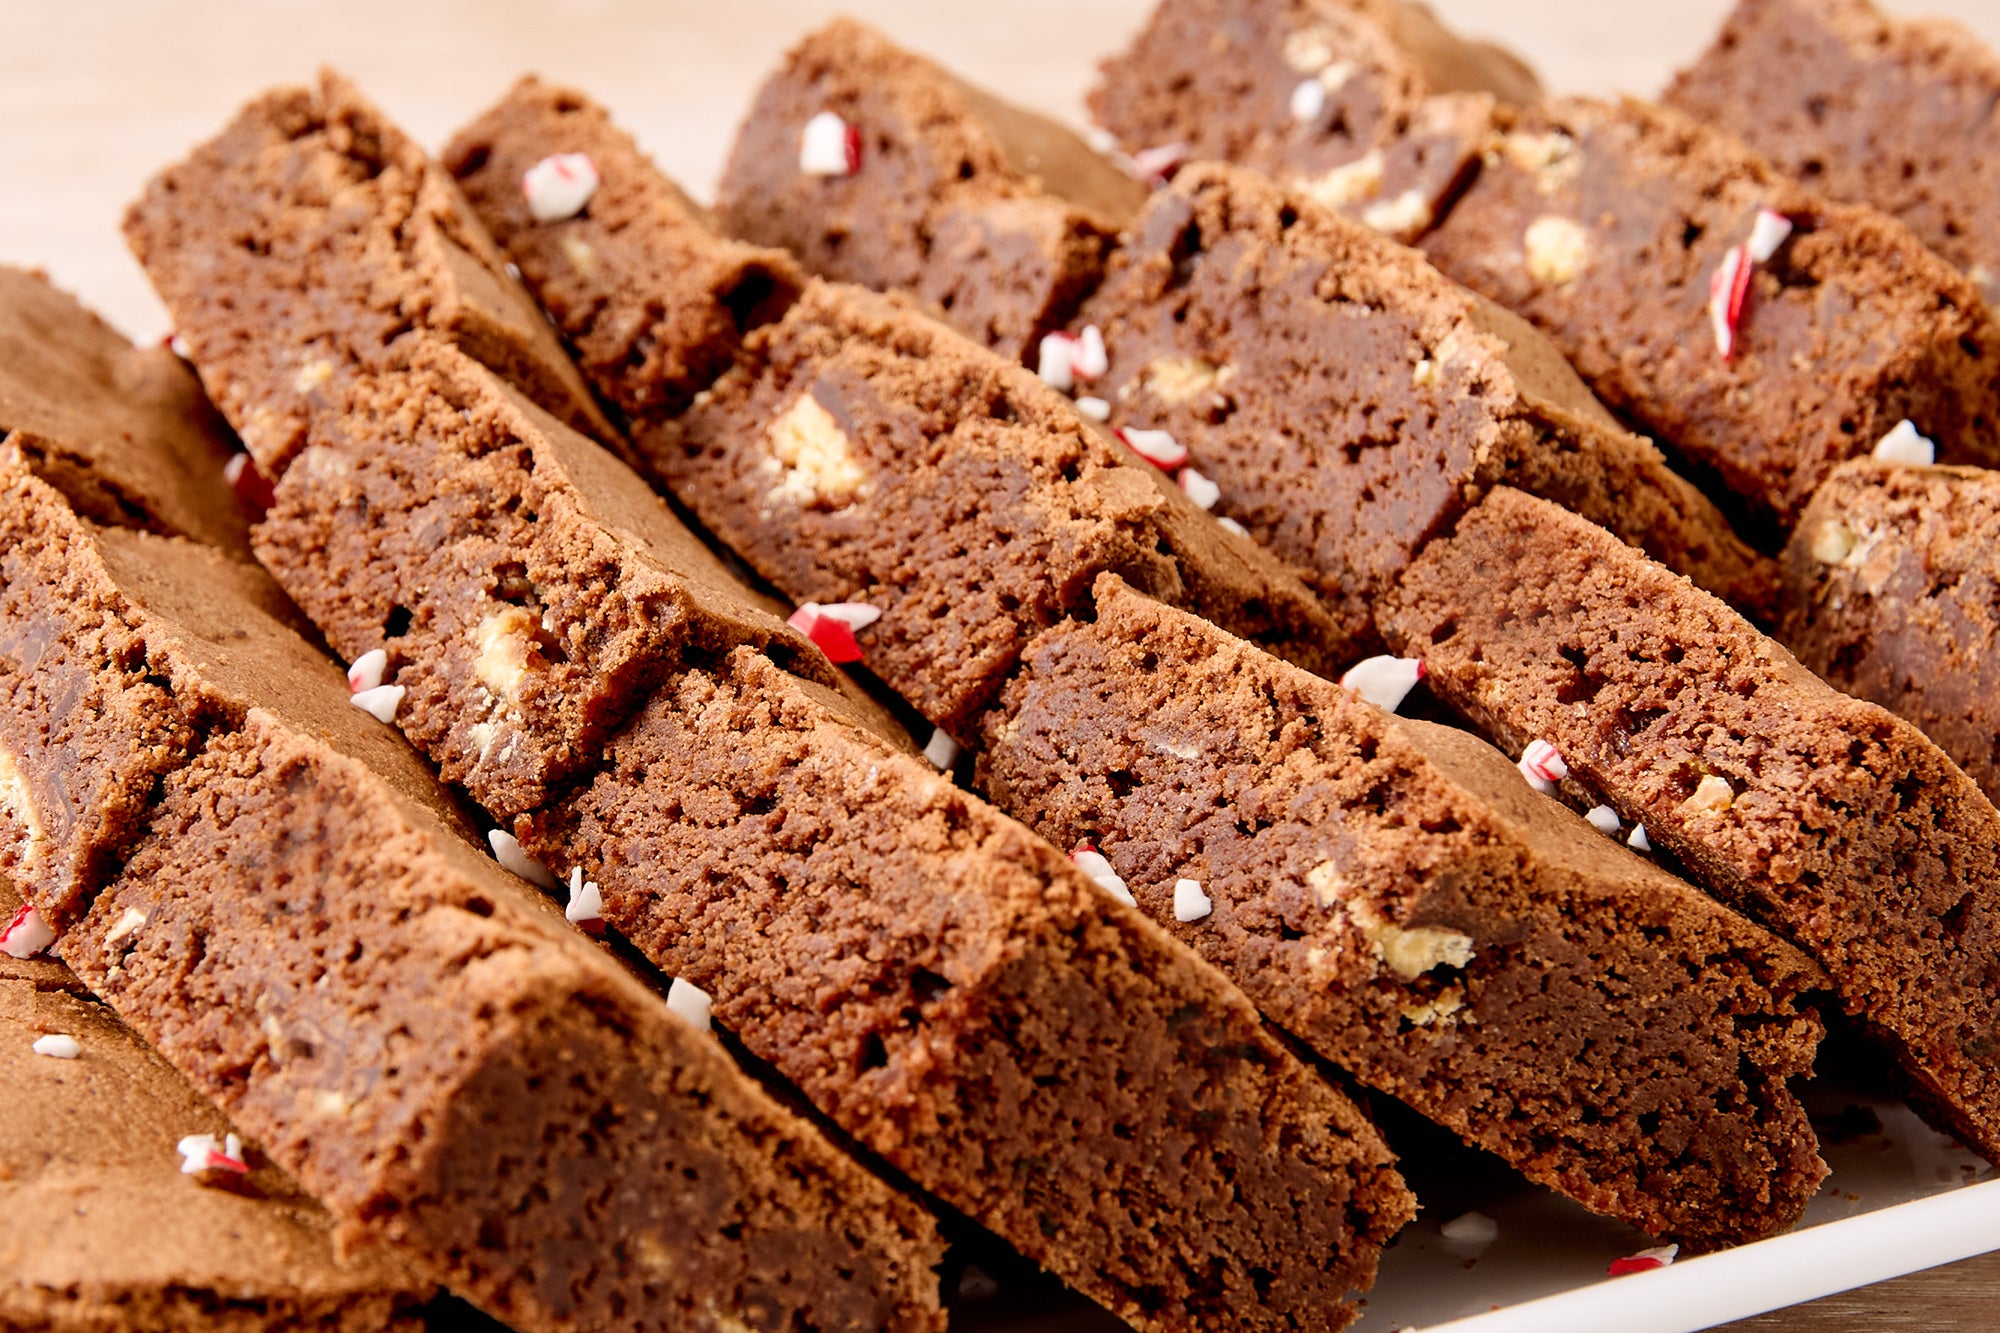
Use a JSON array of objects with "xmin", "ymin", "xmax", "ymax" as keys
[
  {"xmin": 1088, "ymin": 0, "xmax": 1541, "ymax": 242},
  {"xmin": 1383, "ymin": 487, "xmax": 2000, "ymax": 1160},
  {"xmin": 660, "ymin": 281, "xmax": 1360, "ymax": 732},
  {"xmin": 1780, "ymin": 460, "xmax": 2000, "ymax": 806},
  {"xmin": 980, "ymin": 575, "xmax": 1826, "ymax": 1245},
  {"xmin": 717, "ymin": 18, "xmax": 1144, "ymax": 360},
  {"xmin": 0, "ymin": 265, "xmax": 248, "ymax": 554},
  {"xmin": 446, "ymin": 77, "xmax": 808, "ymax": 431},
  {"xmin": 1077, "ymin": 164, "xmax": 1775, "ymax": 618},
  {"xmin": 1667, "ymin": 0, "xmax": 2000, "ymax": 311},
  {"xmin": 123, "ymin": 70, "xmax": 615, "ymax": 474},
  {"xmin": 253, "ymin": 341, "xmax": 834, "ymax": 817},
  {"xmin": 0, "ymin": 883, "xmax": 431, "ymax": 1333},
  {"xmin": 524, "ymin": 646, "xmax": 1412, "ymax": 1333},
  {"xmin": 1418, "ymin": 97, "xmax": 2000, "ymax": 536}
]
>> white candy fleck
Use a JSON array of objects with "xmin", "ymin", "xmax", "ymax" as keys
[
  {"xmin": 923, "ymin": 728, "xmax": 961, "ymax": 772},
  {"xmin": 488, "ymin": 830, "xmax": 558, "ymax": 890},
  {"xmin": 1173, "ymin": 878, "xmax": 1213, "ymax": 923},
  {"xmin": 1085, "ymin": 126, "xmax": 1119, "ymax": 155},
  {"xmin": 1117, "ymin": 427, "xmax": 1189, "ymax": 470},
  {"xmin": 813, "ymin": 602, "xmax": 882, "ymax": 630},
  {"xmin": 1178, "ymin": 466, "xmax": 1222, "ymax": 510},
  {"xmin": 1289, "ymin": 78, "xmax": 1327, "ymax": 123},
  {"xmin": 522, "ymin": 152, "xmax": 600, "ymax": 222},
  {"xmin": 102, "ymin": 907, "xmax": 148, "ymax": 948},
  {"xmin": 1872, "ymin": 419, "xmax": 1936, "ymax": 466},
  {"xmin": 345, "ymin": 648, "xmax": 387, "ymax": 695},
  {"xmin": 177, "ymin": 1132, "xmax": 247, "ymax": 1177},
  {"xmin": 1628, "ymin": 823, "xmax": 1652, "ymax": 853},
  {"xmin": 1036, "ymin": 333, "xmax": 1077, "ymax": 392},
  {"xmin": 1440, "ymin": 1210, "xmax": 1500, "ymax": 1252},
  {"xmin": 350, "ymin": 684, "xmax": 406, "ymax": 725},
  {"xmin": 1338, "ymin": 655, "xmax": 1426, "ymax": 714},
  {"xmin": 667, "ymin": 977, "xmax": 713, "ymax": 1032},
  {"xmin": 1071, "ymin": 845, "xmax": 1138, "ymax": 908},
  {"xmin": 1518, "ymin": 739, "xmax": 1569, "ymax": 794},
  {"xmin": 1217, "ymin": 516, "xmax": 1250, "ymax": 537},
  {"xmin": 1075, "ymin": 396, "xmax": 1112, "ymax": 422},
  {"xmin": 1584, "ymin": 804, "xmax": 1622, "ymax": 835},
  {"xmin": 1747, "ymin": 209, "xmax": 1794, "ymax": 263},
  {"xmin": 32, "ymin": 1033, "xmax": 80, "ymax": 1059},
  {"xmin": 1073, "ymin": 325, "xmax": 1109, "ymax": 381},
  {"xmin": 799, "ymin": 111, "xmax": 860, "ymax": 176},
  {"xmin": 565, "ymin": 866, "xmax": 604, "ymax": 927}
]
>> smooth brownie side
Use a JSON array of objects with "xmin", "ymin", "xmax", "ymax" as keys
[
  {"xmin": 524, "ymin": 647, "xmax": 1414, "ymax": 1333},
  {"xmin": 0, "ymin": 886, "xmax": 433, "ymax": 1333},
  {"xmin": 1780, "ymin": 460, "xmax": 2000, "ymax": 806},
  {"xmin": 123, "ymin": 70, "xmax": 616, "ymax": 474},
  {"xmin": 0, "ymin": 266, "xmax": 248, "ymax": 553},
  {"xmin": 446, "ymin": 77, "xmax": 807, "ymax": 431},
  {"xmin": 0, "ymin": 457, "xmax": 949, "ymax": 1333},
  {"xmin": 1667, "ymin": 0, "xmax": 2000, "ymax": 310},
  {"xmin": 980, "ymin": 576, "xmax": 1826, "ymax": 1246},
  {"xmin": 1077, "ymin": 164, "xmax": 1774, "ymax": 617},
  {"xmin": 1382, "ymin": 487, "xmax": 2000, "ymax": 1162},
  {"xmin": 1089, "ymin": 0, "xmax": 1541, "ymax": 242},
  {"xmin": 1417, "ymin": 97, "xmax": 2000, "ymax": 537},
  {"xmin": 252, "ymin": 340, "xmax": 837, "ymax": 818},
  {"xmin": 716, "ymin": 18, "xmax": 1147, "ymax": 360},
  {"xmin": 660, "ymin": 281, "xmax": 1363, "ymax": 733}
]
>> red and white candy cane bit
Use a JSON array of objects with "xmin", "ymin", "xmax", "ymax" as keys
[
  {"xmin": 346, "ymin": 648, "xmax": 388, "ymax": 696},
  {"xmin": 788, "ymin": 601, "xmax": 880, "ymax": 666},
  {"xmin": 223, "ymin": 453, "xmax": 276, "ymax": 514},
  {"xmin": 1747, "ymin": 209, "xmax": 1794, "ymax": 263},
  {"xmin": 1608, "ymin": 1244, "xmax": 1678, "ymax": 1277},
  {"xmin": 1708, "ymin": 242, "xmax": 1753, "ymax": 361},
  {"xmin": 1126, "ymin": 142, "xmax": 1186, "ymax": 188},
  {"xmin": 1072, "ymin": 325, "xmax": 1109, "ymax": 382},
  {"xmin": 0, "ymin": 902, "xmax": 56, "ymax": 959},
  {"xmin": 1518, "ymin": 738, "xmax": 1568, "ymax": 794},
  {"xmin": 1177, "ymin": 466, "xmax": 1222, "ymax": 511},
  {"xmin": 177, "ymin": 1132, "xmax": 250, "ymax": 1177},
  {"xmin": 521, "ymin": 152, "xmax": 601, "ymax": 222},
  {"xmin": 1116, "ymin": 427, "xmax": 1189, "ymax": 471},
  {"xmin": 799, "ymin": 111, "xmax": 862, "ymax": 177},
  {"xmin": 1338, "ymin": 655, "xmax": 1426, "ymax": 714}
]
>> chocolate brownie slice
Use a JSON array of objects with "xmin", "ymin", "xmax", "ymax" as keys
[
  {"xmin": 446, "ymin": 77, "xmax": 807, "ymax": 431},
  {"xmin": 1779, "ymin": 459, "xmax": 2000, "ymax": 807},
  {"xmin": 1076, "ymin": 163, "xmax": 1774, "ymax": 616},
  {"xmin": 658, "ymin": 281, "xmax": 1364, "ymax": 732},
  {"xmin": 1381, "ymin": 486, "xmax": 2000, "ymax": 1162},
  {"xmin": 252, "ymin": 340, "xmax": 841, "ymax": 818},
  {"xmin": 978, "ymin": 574, "xmax": 1826, "ymax": 1245},
  {"xmin": 0, "ymin": 266, "xmax": 247, "ymax": 553},
  {"xmin": 713, "ymin": 18, "xmax": 1148, "ymax": 360},
  {"xmin": 0, "ymin": 453, "xmax": 949, "ymax": 1333},
  {"xmin": 1089, "ymin": 0, "xmax": 1540, "ymax": 242},
  {"xmin": 123, "ymin": 70, "xmax": 617, "ymax": 474},
  {"xmin": 1667, "ymin": 0, "xmax": 2000, "ymax": 311},
  {"xmin": 1417, "ymin": 97, "xmax": 2000, "ymax": 537},
  {"xmin": 0, "ymin": 882, "xmax": 433, "ymax": 1333},
  {"xmin": 521, "ymin": 646, "xmax": 1414, "ymax": 1333}
]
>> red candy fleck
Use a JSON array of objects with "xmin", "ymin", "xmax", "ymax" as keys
[
  {"xmin": 1708, "ymin": 243, "xmax": 1754, "ymax": 361},
  {"xmin": 789, "ymin": 604, "xmax": 865, "ymax": 665},
  {"xmin": 1609, "ymin": 1244, "xmax": 1679, "ymax": 1276}
]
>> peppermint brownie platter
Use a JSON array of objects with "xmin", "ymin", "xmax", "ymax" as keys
[{"xmin": 14, "ymin": 0, "xmax": 2000, "ymax": 1328}]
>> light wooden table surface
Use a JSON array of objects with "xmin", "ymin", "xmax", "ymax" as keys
[{"xmin": 5, "ymin": 1, "xmax": 2000, "ymax": 1328}]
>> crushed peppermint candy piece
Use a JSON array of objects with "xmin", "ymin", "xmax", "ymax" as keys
[
  {"xmin": 1608, "ymin": 1244, "xmax": 1679, "ymax": 1276},
  {"xmin": 163, "ymin": 332, "xmax": 192, "ymax": 359},
  {"xmin": 522, "ymin": 152, "xmax": 600, "ymax": 222},
  {"xmin": 223, "ymin": 453, "xmax": 276, "ymax": 514},
  {"xmin": 788, "ymin": 601, "xmax": 879, "ymax": 665},
  {"xmin": 1075, "ymin": 396, "xmax": 1112, "ymax": 422},
  {"xmin": 1584, "ymin": 804, "xmax": 1622, "ymax": 835},
  {"xmin": 1217, "ymin": 516, "xmax": 1250, "ymax": 537},
  {"xmin": 1872, "ymin": 419, "xmax": 1936, "ymax": 465},
  {"xmin": 1708, "ymin": 242, "xmax": 1754, "ymax": 360},
  {"xmin": 923, "ymin": 728, "xmax": 961, "ymax": 772},
  {"xmin": 32, "ymin": 1033, "xmax": 81, "ymax": 1059},
  {"xmin": 1289, "ymin": 78, "xmax": 1328, "ymax": 123},
  {"xmin": 0, "ymin": 903, "xmax": 56, "ymax": 959},
  {"xmin": 1126, "ymin": 142, "xmax": 1186, "ymax": 187},
  {"xmin": 1173, "ymin": 877, "xmax": 1213, "ymax": 923},
  {"xmin": 1178, "ymin": 466, "xmax": 1221, "ymax": 510},
  {"xmin": 799, "ymin": 111, "xmax": 862, "ymax": 176},
  {"xmin": 1747, "ymin": 209, "xmax": 1794, "ymax": 263},
  {"xmin": 1085, "ymin": 126, "xmax": 1119, "ymax": 155},
  {"xmin": 1339, "ymin": 655, "xmax": 1426, "ymax": 714},
  {"xmin": 1070, "ymin": 842, "xmax": 1138, "ymax": 907},
  {"xmin": 1036, "ymin": 332, "xmax": 1078, "ymax": 392},
  {"xmin": 1628, "ymin": 823, "xmax": 1652, "ymax": 853},
  {"xmin": 565, "ymin": 866, "xmax": 604, "ymax": 931},
  {"xmin": 666, "ymin": 977, "xmax": 714, "ymax": 1031},
  {"xmin": 1439, "ymin": 1210, "xmax": 1500, "ymax": 1251},
  {"xmin": 350, "ymin": 683, "xmax": 405, "ymax": 725},
  {"xmin": 346, "ymin": 648, "xmax": 388, "ymax": 695},
  {"xmin": 177, "ymin": 1132, "xmax": 249, "ymax": 1177},
  {"xmin": 1518, "ymin": 739, "xmax": 1568, "ymax": 794},
  {"xmin": 1116, "ymin": 427, "xmax": 1189, "ymax": 471},
  {"xmin": 1073, "ymin": 325, "xmax": 1109, "ymax": 381},
  {"xmin": 102, "ymin": 907, "xmax": 148, "ymax": 949},
  {"xmin": 487, "ymin": 829, "xmax": 558, "ymax": 890}
]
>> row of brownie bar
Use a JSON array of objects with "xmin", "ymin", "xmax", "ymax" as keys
[
  {"xmin": 442, "ymin": 0, "xmax": 2000, "ymax": 1242},
  {"xmin": 111, "ymin": 72, "xmax": 1419, "ymax": 1333},
  {"xmin": 438, "ymin": 64, "xmax": 1834, "ymax": 1250}
]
